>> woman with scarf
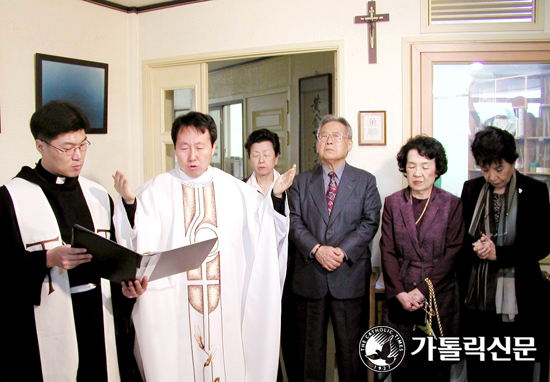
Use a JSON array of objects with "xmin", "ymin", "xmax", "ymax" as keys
[
  {"xmin": 460, "ymin": 126, "xmax": 550, "ymax": 381},
  {"xmin": 380, "ymin": 136, "xmax": 464, "ymax": 381}
]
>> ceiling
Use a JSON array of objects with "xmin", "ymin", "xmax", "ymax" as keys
[
  {"xmin": 85, "ymin": 0, "xmax": 208, "ymax": 13},
  {"xmin": 107, "ymin": 0, "xmax": 169, "ymax": 5}
]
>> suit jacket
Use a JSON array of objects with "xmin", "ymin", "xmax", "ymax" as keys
[
  {"xmin": 459, "ymin": 171, "xmax": 550, "ymax": 333},
  {"xmin": 288, "ymin": 163, "xmax": 381, "ymax": 299},
  {"xmin": 380, "ymin": 187, "xmax": 464, "ymax": 339}
]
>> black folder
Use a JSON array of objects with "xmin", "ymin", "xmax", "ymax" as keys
[{"xmin": 71, "ymin": 224, "xmax": 217, "ymax": 284}]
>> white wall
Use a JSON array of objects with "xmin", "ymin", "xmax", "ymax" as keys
[{"xmin": 0, "ymin": 0, "xmax": 132, "ymax": 194}]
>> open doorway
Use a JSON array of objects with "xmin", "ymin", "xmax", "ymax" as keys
[
  {"xmin": 142, "ymin": 44, "xmax": 340, "ymax": 182},
  {"xmin": 208, "ymin": 52, "xmax": 335, "ymax": 179}
]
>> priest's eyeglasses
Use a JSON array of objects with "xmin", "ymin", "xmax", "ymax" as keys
[
  {"xmin": 317, "ymin": 132, "xmax": 348, "ymax": 142},
  {"xmin": 41, "ymin": 139, "xmax": 91, "ymax": 156}
]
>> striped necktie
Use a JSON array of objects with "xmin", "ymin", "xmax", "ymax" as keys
[{"xmin": 326, "ymin": 171, "xmax": 338, "ymax": 215}]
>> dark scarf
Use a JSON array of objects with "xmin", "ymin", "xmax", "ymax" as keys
[{"xmin": 465, "ymin": 171, "xmax": 518, "ymax": 321}]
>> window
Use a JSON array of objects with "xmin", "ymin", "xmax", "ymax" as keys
[
  {"xmin": 209, "ymin": 102, "xmax": 244, "ymax": 178},
  {"xmin": 434, "ymin": 62, "xmax": 550, "ymax": 195},
  {"xmin": 408, "ymin": 41, "xmax": 550, "ymax": 196}
]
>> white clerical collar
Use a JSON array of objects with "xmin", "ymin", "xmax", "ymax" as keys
[{"xmin": 176, "ymin": 166, "xmax": 214, "ymax": 187}]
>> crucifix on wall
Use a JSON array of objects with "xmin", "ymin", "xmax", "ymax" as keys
[{"xmin": 355, "ymin": 1, "xmax": 390, "ymax": 64}]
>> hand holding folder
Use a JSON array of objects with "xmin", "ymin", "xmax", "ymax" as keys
[{"xmin": 71, "ymin": 224, "xmax": 217, "ymax": 284}]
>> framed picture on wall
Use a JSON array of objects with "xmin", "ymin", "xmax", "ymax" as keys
[
  {"xmin": 359, "ymin": 110, "xmax": 386, "ymax": 145},
  {"xmin": 35, "ymin": 53, "xmax": 109, "ymax": 134},
  {"xmin": 299, "ymin": 73, "xmax": 332, "ymax": 172}
]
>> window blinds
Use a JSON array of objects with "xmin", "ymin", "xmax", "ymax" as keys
[{"xmin": 429, "ymin": 0, "xmax": 536, "ymax": 25}]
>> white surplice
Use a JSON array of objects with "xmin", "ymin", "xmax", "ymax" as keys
[
  {"xmin": 246, "ymin": 169, "xmax": 289, "ymax": 286},
  {"xmin": 114, "ymin": 166, "xmax": 288, "ymax": 382}
]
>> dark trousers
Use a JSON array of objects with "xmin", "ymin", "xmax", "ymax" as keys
[
  {"xmin": 72, "ymin": 286, "xmax": 108, "ymax": 382},
  {"xmin": 294, "ymin": 293, "xmax": 367, "ymax": 382},
  {"xmin": 280, "ymin": 286, "xmax": 301, "ymax": 381}
]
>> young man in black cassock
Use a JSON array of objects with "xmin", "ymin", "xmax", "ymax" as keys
[{"xmin": 0, "ymin": 101, "xmax": 145, "ymax": 382}]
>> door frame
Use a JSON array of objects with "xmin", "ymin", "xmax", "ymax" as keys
[{"xmin": 142, "ymin": 40, "xmax": 344, "ymax": 182}]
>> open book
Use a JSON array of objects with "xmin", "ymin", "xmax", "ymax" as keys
[{"xmin": 71, "ymin": 224, "xmax": 217, "ymax": 284}]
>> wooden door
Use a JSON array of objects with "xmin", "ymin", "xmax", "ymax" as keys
[
  {"xmin": 245, "ymin": 90, "xmax": 290, "ymax": 177},
  {"xmin": 143, "ymin": 63, "xmax": 208, "ymax": 181}
]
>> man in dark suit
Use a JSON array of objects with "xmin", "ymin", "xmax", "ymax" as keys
[{"xmin": 288, "ymin": 115, "xmax": 381, "ymax": 382}]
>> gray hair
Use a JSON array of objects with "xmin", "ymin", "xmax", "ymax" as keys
[{"xmin": 316, "ymin": 115, "xmax": 353, "ymax": 140}]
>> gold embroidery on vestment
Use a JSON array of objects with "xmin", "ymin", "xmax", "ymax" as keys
[
  {"xmin": 188, "ymin": 285, "xmax": 204, "ymax": 314},
  {"xmin": 183, "ymin": 181, "xmax": 222, "ymax": 381},
  {"xmin": 183, "ymin": 186, "xmax": 196, "ymax": 236}
]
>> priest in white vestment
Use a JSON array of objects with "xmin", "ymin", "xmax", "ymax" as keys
[{"xmin": 113, "ymin": 112, "xmax": 296, "ymax": 382}]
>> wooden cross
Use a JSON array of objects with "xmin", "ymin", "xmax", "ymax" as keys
[{"xmin": 355, "ymin": 1, "xmax": 390, "ymax": 64}]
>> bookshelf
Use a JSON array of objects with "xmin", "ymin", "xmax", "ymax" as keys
[{"xmin": 468, "ymin": 72, "xmax": 550, "ymax": 185}]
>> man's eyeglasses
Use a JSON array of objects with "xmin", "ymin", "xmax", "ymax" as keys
[
  {"xmin": 316, "ymin": 132, "xmax": 348, "ymax": 142},
  {"xmin": 41, "ymin": 139, "xmax": 91, "ymax": 156}
]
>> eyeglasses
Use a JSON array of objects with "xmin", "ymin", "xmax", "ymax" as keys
[
  {"xmin": 41, "ymin": 139, "xmax": 91, "ymax": 156},
  {"xmin": 317, "ymin": 132, "xmax": 348, "ymax": 142}
]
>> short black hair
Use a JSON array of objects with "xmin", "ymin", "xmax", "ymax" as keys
[
  {"xmin": 171, "ymin": 112, "xmax": 217, "ymax": 146},
  {"xmin": 244, "ymin": 129, "xmax": 281, "ymax": 158},
  {"xmin": 30, "ymin": 100, "xmax": 90, "ymax": 141},
  {"xmin": 397, "ymin": 135, "xmax": 448, "ymax": 179},
  {"xmin": 471, "ymin": 126, "xmax": 518, "ymax": 167}
]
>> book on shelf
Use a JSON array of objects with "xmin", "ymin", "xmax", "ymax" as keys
[
  {"xmin": 517, "ymin": 145, "xmax": 524, "ymax": 170},
  {"xmin": 542, "ymin": 76, "xmax": 550, "ymax": 104},
  {"xmin": 542, "ymin": 107, "xmax": 550, "ymax": 137},
  {"xmin": 514, "ymin": 107, "xmax": 525, "ymax": 138}
]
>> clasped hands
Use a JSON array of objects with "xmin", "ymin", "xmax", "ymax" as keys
[
  {"xmin": 315, "ymin": 245, "xmax": 345, "ymax": 271},
  {"xmin": 472, "ymin": 233, "xmax": 496, "ymax": 261},
  {"xmin": 397, "ymin": 288, "xmax": 425, "ymax": 312}
]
